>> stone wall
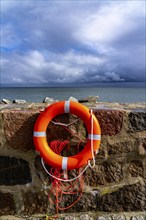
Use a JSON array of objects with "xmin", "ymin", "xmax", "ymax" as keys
[{"xmin": 0, "ymin": 102, "xmax": 146, "ymax": 219}]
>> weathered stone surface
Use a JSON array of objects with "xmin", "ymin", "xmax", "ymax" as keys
[
  {"xmin": 128, "ymin": 160, "xmax": 144, "ymax": 178},
  {"xmin": 47, "ymin": 114, "xmax": 71, "ymax": 142},
  {"xmin": 94, "ymin": 110, "xmax": 124, "ymax": 135},
  {"xmin": 84, "ymin": 162, "xmax": 123, "ymax": 186},
  {"xmin": 43, "ymin": 97, "xmax": 58, "ymax": 103},
  {"xmin": 68, "ymin": 114, "xmax": 86, "ymax": 147},
  {"xmin": 129, "ymin": 112, "xmax": 146, "ymax": 132},
  {"xmin": 59, "ymin": 193, "xmax": 96, "ymax": 213},
  {"xmin": 0, "ymin": 112, "xmax": 5, "ymax": 147},
  {"xmin": 112, "ymin": 215, "xmax": 126, "ymax": 220},
  {"xmin": 0, "ymin": 103, "xmax": 146, "ymax": 217},
  {"xmin": 102, "ymin": 162, "xmax": 123, "ymax": 183},
  {"xmin": 13, "ymin": 99, "xmax": 27, "ymax": 104},
  {"xmin": 0, "ymin": 213, "xmax": 145, "ymax": 220},
  {"xmin": 0, "ymin": 156, "xmax": 32, "ymax": 185},
  {"xmin": 97, "ymin": 217, "xmax": 108, "ymax": 220},
  {"xmin": 34, "ymin": 156, "xmax": 51, "ymax": 184},
  {"xmin": 68, "ymin": 96, "xmax": 78, "ymax": 102},
  {"xmin": 64, "ymin": 216, "xmax": 79, "ymax": 220},
  {"xmin": 0, "ymin": 112, "xmax": 3, "ymax": 130},
  {"xmin": 1, "ymin": 99, "xmax": 11, "ymax": 104},
  {"xmin": 0, "ymin": 192, "xmax": 16, "ymax": 215},
  {"xmin": 106, "ymin": 140, "xmax": 139, "ymax": 155},
  {"xmin": 131, "ymin": 216, "xmax": 146, "ymax": 220},
  {"xmin": 3, "ymin": 110, "xmax": 39, "ymax": 150},
  {"xmin": 138, "ymin": 139, "xmax": 146, "ymax": 155},
  {"xmin": 23, "ymin": 191, "xmax": 48, "ymax": 215},
  {"xmin": 80, "ymin": 214, "xmax": 93, "ymax": 220},
  {"xmin": 85, "ymin": 166, "xmax": 105, "ymax": 186},
  {"xmin": 96, "ymin": 182, "xmax": 146, "ymax": 212},
  {"xmin": 79, "ymin": 96, "xmax": 99, "ymax": 103}
]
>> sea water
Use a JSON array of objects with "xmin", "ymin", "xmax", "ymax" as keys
[{"xmin": 0, "ymin": 82, "xmax": 145, "ymax": 103}]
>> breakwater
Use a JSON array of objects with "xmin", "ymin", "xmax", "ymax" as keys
[{"xmin": 0, "ymin": 101, "xmax": 146, "ymax": 220}]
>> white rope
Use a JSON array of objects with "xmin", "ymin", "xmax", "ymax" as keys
[
  {"xmin": 88, "ymin": 109, "xmax": 96, "ymax": 169},
  {"xmin": 51, "ymin": 119, "xmax": 79, "ymax": 127},
  {"xmin": 41, "ymin": 158, "xmax": 89, "ymax": 182}
]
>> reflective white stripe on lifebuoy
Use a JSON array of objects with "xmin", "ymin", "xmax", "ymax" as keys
[
  {"xmin": 62, "ymin": 157, "xmax": 68, "ymax": 170},
  {"xmin": 64, "ymin": 101, "xmax": 70, "ymax": 113},
  {"xmin": 33, "ymin": 131, "xmax": 46, "ymax": 137},
  {"xmin": 88, "ymin": 134, "xmax": 101, "ymax": 140}
]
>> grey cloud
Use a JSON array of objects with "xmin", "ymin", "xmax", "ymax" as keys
[
  {"xmin": 1, "ymin": 0, "xmax": 145, "ymax": 85},
  {"xmin": 1, "ymin": 50, "xmax": 126, "ymax": 85}
]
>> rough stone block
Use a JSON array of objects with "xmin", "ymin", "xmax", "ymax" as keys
[
  {"xmin": 97, "ymin": 217, "xmax": 112, "ymax": 220},
  {"xmin": 80, "ymin": 214, "xmax": 92, "ymax": 220},
  {"xmin": 0, "ymin": 112, "xmax": 3, "ymax": 130},
  {"xmin": 0, "ymin": 112, "xmax": 6, "ymax": 148},
  {"xmin": 112, "ymin": 215, "xmax": 126, "ymax": 220},
  {"xmin": 0, "ymin": 156, "xmax": 32, "ymax": 185},
  {"xmin": 128, "ymin": 112, "xmax": 146, "ymax": 132},
  {"xmin": 60, "ymin": 193, "xmax": 96, "ymax": 213},
  {"xmin": 23, "ymin": 191, "xmax": 48, "ymax": 215},
  {"xmin": 0, "ymin": 191, "xmax": 16, "ymax": 215},
  {"xmin": 94, "ymin": 110, "xmax": 124, "ymax": 135},
  {"xmin": 3, "ymin": 110, "xmax": 39, "ymax": 151},
  {"xmin": 64, "ymin": 217, "xmax": 79, "ymax": 220},
  {"xmin": 96, "ymin": 182, "xmax": 146, "ymax": 212},
  {"xmin": 106, "ymin": 140, "xmax": 139, "ymax": 155},
  {"xmin": 131, "ymin": 216, "xmax": 146, "ymax": 220},
  {"xmin": 34, "ymin": 156, "xmax": 51, "ymax": 183},
  {"xmin": 128, "ymin": 160, "xmax": 144, "ymax": 178},
  {"xmin": 138, "ymin": 139, "xmax": 146, "ymax": 155},
  {"xmin": 84, "ymin": 162, "xmax": 123, "ymax": 186}
]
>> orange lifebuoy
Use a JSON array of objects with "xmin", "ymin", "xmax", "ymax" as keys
[{"xmin": 33, "ymin": 101, "xmax": 101, "ymax": 170}]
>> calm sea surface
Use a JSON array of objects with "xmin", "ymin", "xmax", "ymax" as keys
[{"xmin": 1, "ymin": 82, "xmax": 146, "ymax": 103}]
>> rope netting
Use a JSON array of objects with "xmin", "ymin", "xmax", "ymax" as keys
[
  {"xmin": 42, "ymin": 112, "xmax": 95, "ymax": 219},
  {"xmin": 44, "ymin": 117, "xmax": 85, "ymax": 219},
  {"xmin": 48, "ymin": 140, "xmax": 84, "ymax": 214}
]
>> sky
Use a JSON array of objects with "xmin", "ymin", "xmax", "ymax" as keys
[{"xmin": 0, "ymin": 0, "xmax": 145, "ymax": 86}]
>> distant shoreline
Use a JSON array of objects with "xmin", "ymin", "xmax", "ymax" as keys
[{"xmin": 1, "ymin": 82, "xmax": 146, "ymax": 88}]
